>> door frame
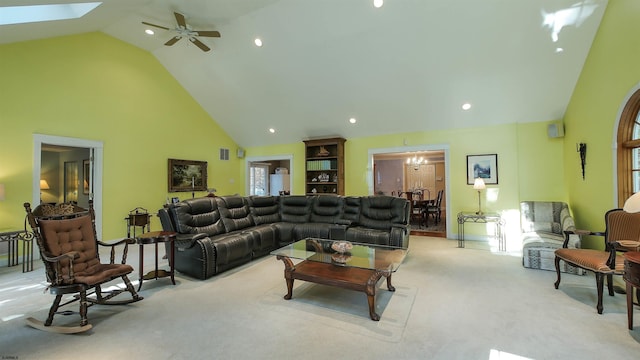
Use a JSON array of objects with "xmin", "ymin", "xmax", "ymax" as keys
[
  {"xmin": 245, "ymin": 154, "xmax": 294, "ymax": 195},
  {"xmin": 33, "ymin": 134, "xmax": 104, "ymax": 236},
  {"xmin": 368, "ymin": 143, "xmax": 452, "ymax": 239}
]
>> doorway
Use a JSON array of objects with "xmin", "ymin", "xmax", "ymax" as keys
[
  {"xmin": 369, "ymin": 144, "xmax": 451, "ymax": 238},
  {"xmin": 33, "ymin": 134, "xmax": 103, "ymax": 236},
  {"xmin": 245, "ymin": 155, "xmax": 293, "ymax": 196}
]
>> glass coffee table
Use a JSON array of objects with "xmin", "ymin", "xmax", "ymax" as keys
[{"xmin": 270, "ymin": 238, "xmax": 408, "ymax": 321}]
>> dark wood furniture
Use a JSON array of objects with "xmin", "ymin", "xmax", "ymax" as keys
[
  {"xmin": 136, "ymin": 230, "xmax": 176, "ymax": 290},
  {"xmin": 125, "ymin": 207, "xmax": 151, "ymax": 238},
  {"xmin": 555, "ymin": 209, "xmax": 640, "ymax": 314},
  {"xmin": 624, "ymin": 251, "xmax": 640, "ymax": 330},
  {"xmin": 24, "ymin": 201, "xmax": 142, "ymax": 333},
  {"xmin": 271, "ymin": 238, "xmax": 407, "ymax": 321},
  {"xmin": 303, "ymin": 137, "xmax": 346, "ymax": 195}
]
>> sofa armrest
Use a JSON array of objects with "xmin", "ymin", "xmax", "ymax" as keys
[{"xmin": 175, "ymin": 233, "xmax": 208, "ymax": 249}]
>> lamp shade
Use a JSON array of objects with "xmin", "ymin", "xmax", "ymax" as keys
[
  {"xmin": 623, "ymin": 192, "xmax": 640, "ymax": 213},
  {"xmin": 473, "ymin": 178, "xmax": 486, "ymax": 190},
  {"xmin": 40, "ymin": 179, "xmax": 50, "ymax": 190}
]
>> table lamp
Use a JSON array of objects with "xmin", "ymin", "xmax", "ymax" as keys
[
  {"xmin": 473, "ymin": 178, "xmax": 486, "ymax": 215},
  {"xmin": 623, "ymin": 192, "xmax": 640, "ymax": 213}
]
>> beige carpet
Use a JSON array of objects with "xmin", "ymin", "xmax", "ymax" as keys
[{"xmin": 260, "ymin": 281, "xmax": 416, "ymax": 342}]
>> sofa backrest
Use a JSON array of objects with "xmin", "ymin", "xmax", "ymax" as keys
[
  {"xmin": 217, "ymin": 196, "xmax": 255, "ymax": 232},
  {"xmin": 279, "ymin": 195, "xmax": 312, "ymax": 223},
  {"xmin": 358, "ymin": 196, "xmax": 409, "ymax": 230},
  {"xmin": 520, "ymin": 201, "xmax": 573, "ymax": 235},
  {"xmin": 343, "ymin": 196, "xmax": 361, "ymax": 224},
  {"xmin": 248, "ymin": 196, "xmax": 281, "ymax": 225},
  {"xmin": 169, "ymin": 197, "xmax": 226, "ymax": 236},
  {"xmin": 310, "ymin": 195, "xmax": 344, "ymax": 223}
]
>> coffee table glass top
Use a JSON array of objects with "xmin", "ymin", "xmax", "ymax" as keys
[{"xmin": 270, "ymin": 238, "xmax": 408, "ymax": 272}]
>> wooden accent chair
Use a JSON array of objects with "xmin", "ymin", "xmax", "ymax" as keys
[
  {"xmin": 425, "ymin": 189, "xmax": 444, "ymax": 225},
  {"xmin": 554, "ymin": 208, "xmax": 640, "ymax": 314},
  {"xmin": 24, "ymin": 201, "xmax": 142, "ymax": 333}
]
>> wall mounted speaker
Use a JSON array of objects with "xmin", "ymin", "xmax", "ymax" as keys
[
  {"xmin": 237, "ymin": 148, "xmax": 245, "ymax": 158},
  {"xmin": 547, "ymin": 121, "xmax": 565, "ymax": 138}
]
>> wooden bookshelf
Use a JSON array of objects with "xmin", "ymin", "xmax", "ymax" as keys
[{"xmin": 303, "ymin": 137, "xmax": 346, "ymax": 195}]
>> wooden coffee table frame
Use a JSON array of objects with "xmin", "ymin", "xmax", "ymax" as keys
[{"xmin": 275, "ymin": 255, "xmax": 395, "ymax": 321}]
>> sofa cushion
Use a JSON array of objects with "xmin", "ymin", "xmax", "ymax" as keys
[
  {"xmin": 343, "ymin": 196, "xmax": 361, "ymax": 224},
  {"xmin": 170, "ymin": 198, "xmax": 226, "ymax": 237},
  {"xmin": 309, "ymin": 195, "xmax": 344, "ymax": 223},
  {"xmin": 279, "ymin": 196, "xmax": 312, "ymax": 223},
  {"xmin": 358, "ymin": 196, "xmax": 408, "ymax": 231},
  {"xmin": 248, "ymin": 196, "xmax": 281, "ymax": 225},
  {"xmin": 217, "ymin": 196, "xmax": 255, "ymax": 232}
]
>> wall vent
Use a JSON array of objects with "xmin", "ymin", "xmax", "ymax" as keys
[{"xmin": 219, "ymin": 148, "xmax": 230, "ymax": 161}]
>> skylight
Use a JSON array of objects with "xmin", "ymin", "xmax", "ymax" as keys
[{"xmin": 0, "ymin": 2, "xmax": 102, "ymax": 26}]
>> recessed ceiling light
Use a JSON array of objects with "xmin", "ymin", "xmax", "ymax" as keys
[
  {"xmin": 254, "ymin": 38, "xmax": 263, "ymax": 47},
  {"xmin": 349, "ymin": 118, "xmax": 357, "ymax": 124},
  {"xmin": 269, "ymin": 128, "xmax": 275, "ymax": 133},
  {"xmin": 462, "ymin": 103, "xmax": 472, "ymax": 110},
  {"xmin": 555, "ymin": 47, "xmax": 564, "ymax": 53},
  {"xmin": 145, "ymin": 29, "xmax": 154, "ymax": 35},
  {"xmin": 373, "ymin": 0, "xmax": 384, "ymax": 8}
]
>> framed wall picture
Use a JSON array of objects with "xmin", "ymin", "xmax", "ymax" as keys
[
  {"xmin": 467, "ymin": 154, "xmax": 498, "ymax": 185},
  {"xmin": 168, "ymin": 159, "xmax": 208, "ymax": 192}
]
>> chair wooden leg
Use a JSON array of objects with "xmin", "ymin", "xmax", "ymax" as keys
[
  {"xmin": 45, "ymin": 294, "xmax": 63, "ymax": 326},
  {"xmin": 78, "ymin": 290, "xmax": 89, "ymax": 327},
  {"xmin": 554, "ymin": 256, "xmax": 562, "ymax": 289},
  {"xmin": 122, "ymin": 275, "xmax": 143, "ymax": 301},
  {"xmin": 606, "ymin": 274, "xmax": 614, "ymax": 296},
  {"xmin": 596, "ymin": 272, "xmax": 604, "ymax": 314}
]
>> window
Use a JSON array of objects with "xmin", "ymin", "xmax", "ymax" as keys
[
  {"xmin": 249, "ymin": 164, "xmax": 269, "ymax": 196},
  {"xmin": 617, "ymin": 89, "xmax": 640, "ymax": 206}
]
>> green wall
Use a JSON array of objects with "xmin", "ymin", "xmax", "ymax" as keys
[
  {"xmin": 0, "ymin": 32, "xmax": 242, "ymax": 239},
  {"xmin": 563, "ymin": 0, "xmax": 640, "ymax": 249}
]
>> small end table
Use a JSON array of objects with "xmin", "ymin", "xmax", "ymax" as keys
[
  {"xmin": 136, "ymin": 231, "xmax": 177, "ymax": 290},
  {"xmin": 624, "ymin": 251, "xmax": 640, "ymax": 330}
]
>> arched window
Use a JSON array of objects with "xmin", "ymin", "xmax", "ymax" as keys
[{"xmin": 617, "ymin": 89, "xmax": 640, "ymax": 206}]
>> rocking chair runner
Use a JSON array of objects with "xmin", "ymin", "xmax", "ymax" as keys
[{"xmin": 24, "ymin": 201, "xmax": 142, "ymax": 333}]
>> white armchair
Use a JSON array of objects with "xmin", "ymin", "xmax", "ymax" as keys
[{"xmin": 520, "ymin": 201, "xmax": 585, "ymax": 275}]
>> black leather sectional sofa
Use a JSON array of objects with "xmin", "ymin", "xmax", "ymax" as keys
[{"xmin": 157, "ymin": 195, "xmax": 410, "ymax": 280}]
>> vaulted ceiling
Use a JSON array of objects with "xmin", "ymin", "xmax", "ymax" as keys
[{"xmin": 0, "ymin": 0, "xmax": 609, "ymax": 147}]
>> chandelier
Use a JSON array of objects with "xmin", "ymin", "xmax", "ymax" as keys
[{"xmin": 406, "ymin": 155, "xmax": 426, "ymax": 170}]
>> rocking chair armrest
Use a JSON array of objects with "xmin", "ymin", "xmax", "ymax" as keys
[{"xmin": 42, "ymin": 251, "xmax": 80, "ymax": 263}]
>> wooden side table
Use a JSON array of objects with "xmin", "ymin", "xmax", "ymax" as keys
[
  {"xmin": 136, "ymin": 231, "xmax": 176, "ymax": 290},
  {"xmin": 624, "ymin": 251, "xmax": 640, "ymax": 330}
]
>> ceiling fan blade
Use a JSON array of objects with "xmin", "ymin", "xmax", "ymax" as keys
[
  {"xmin": 174, "ymin": 12, "xmax": 187, "ymax": 29},
  {"xmin": 190, "ymin": 37, "xmax": 210, "ymax": 52},
  {"xmin": 141, "ymin": 21, "xmax": 170, "ymax": 31},
  {"xmin": 194, "ymin": 30, "xmax": 220, "ymax": 38},
  {"xmin": 164, "ymin": 36, "xmax": 181, "ymax": 46}
]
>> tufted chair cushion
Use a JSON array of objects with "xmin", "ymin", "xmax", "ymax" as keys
[
  {"xmin": 39, "ymin": 215, "xmax": 133, "ymax": 285},
  {"xmin": 170, "ymin": 197, "xmax": 226, "ymax": 237}
]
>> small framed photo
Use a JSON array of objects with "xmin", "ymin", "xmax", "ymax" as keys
[
  {"xmin": 467, "ymin": 154, "xmax": 498, "ymax": 185},
  {"xmin": 168, "ymin": 159, "xmax": 208, "ymax": 192},
  {"xmin": 171, "ymin": 197, "xmax": 180, "ymax": 204}
]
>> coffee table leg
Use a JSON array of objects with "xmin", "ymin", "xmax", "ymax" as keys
[{"xmin": 277, "ymin": 255, "xmax": 295, "ymax": 300}]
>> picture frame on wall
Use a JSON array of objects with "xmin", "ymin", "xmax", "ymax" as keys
[
  {"xmin": 467, "ymin": 154, "xmax": 498, "ymax": 185},
  {"xmin": 168, "ymin": 159, "xmax": 208, "ymax": 192}
]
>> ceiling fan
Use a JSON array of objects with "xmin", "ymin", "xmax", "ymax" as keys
[{"xmin": 142, "ymin": 12, "xmax": 220, "ymax": 52}]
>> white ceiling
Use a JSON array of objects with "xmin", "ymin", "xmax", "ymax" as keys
[{"xmin": 0, "ymin": 0, "xmax": 609, "ymax": 148}]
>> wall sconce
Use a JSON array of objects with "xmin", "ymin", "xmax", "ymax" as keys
[
  {"xmin": 473, "ymin": 178, "xmax": 486, "ymax": 215},
  {"xmin": 577, "ymin": 143, "xmax": 586, "ymax": 180}
]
